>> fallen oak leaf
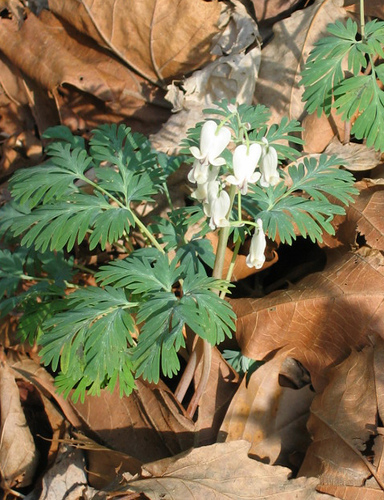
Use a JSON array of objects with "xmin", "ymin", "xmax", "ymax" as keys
[
  {"xmin": 232, "ymin": 247, "xmax": 384, "ymax": 391},
  {"xmin": 114, "ymin": 440, "xmax": 329, "ymax": 499},
  {"xmin": 299, "ymin": 340, "xmax": 384, "ymax": 491}
]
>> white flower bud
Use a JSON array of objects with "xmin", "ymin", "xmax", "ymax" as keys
[
  {"xmin": 246, "ymin": 218, "xmax": 266, "ymax": 269},
  {"xmin": 259, "ymin": 138, "xmax": 280, "ymax": 188}
]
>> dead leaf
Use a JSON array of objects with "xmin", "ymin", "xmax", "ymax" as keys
[
  {"xmin": 324, "ymin": 138, "xmax": 383, "ymax": 171},
  {"xmin": 218, "ymin": 349, "xmax": 314, "ymax": 468},
  {"xmin": 70, "ymin": 432, "xmax": 142, "ymax": 490},
  {"xmin": 232, "ymin": 248, "xmax": 384, "ymax": 390},
  {"xmin": 255, "ymin": 0, "xmax": 348, "ymax": 125},
  {"xmin": 71, "ymin": 379, "xmax": 195, "ymax": 464},
  {"xmin": 0, "ymin": 358, "xmax": 39, "ymax": 489},
  {"xmin": 37, "ymin": 442, "xmax": 93, "ymax": 500},
  {"xmin": 48, "ymin": 0, "xmax": 223, "ymax": 85},
  {"xmin": 344, "ymin": 0, "xmax": 384, "ymax": 20},
  {"xmin": 116, "ymin": 440, "xmax": 324, "ymax": 499},
  {"xmin": 318, "ymin": 485, "xmax": 384, "ymax": 499},
  {"xmin": 251, "ymin": 0, "xmax": 302, "ymax": 24},
  {"xmin": 302, "ymin": 111, "xmax": 346, "ymax": 153},
  {"xmin": 150, "ymin": 0, "xmax": 260, "ymax": 154},
  {"xmin": 193, "ymin": 347, "xmax": 239, "ymax": 446},
  {"xmin": 321, "ymin": 183, "xmax": 384, "ymax": 251},
  {"xmin": 299, "ymin": 342, "xmax": 383, "ymax": 490}
]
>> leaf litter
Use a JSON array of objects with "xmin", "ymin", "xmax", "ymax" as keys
[{"xmin": 1, "ymin": 0, "xmax": 384, "ymax": 499}]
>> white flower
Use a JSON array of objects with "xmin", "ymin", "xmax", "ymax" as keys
[
  {"xmin": 190, "ymin": 165, "xmax": 220, "ymax": 202},
  {"xmin": 226, "ymin": 143, "xmax": 262, "ymax": 194},
  {"xmin": 188, "ymin": 120, "xmax": 231, "ymax": 184},
  {"xmin": 246, "ymin": 218, "xmax": 266, "ymax": 269},
  {"xmin": 259, "ymin": 138, "xmax": 280, "ymax": 188},
  {"xmin": 203, "ymin": 181, "xmax": 231, "ymax": 230}
]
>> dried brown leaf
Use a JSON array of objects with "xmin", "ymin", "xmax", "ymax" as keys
[
  {"xmin": 218, "ymin": 349, "xmax": 314, "ymax": 467},
  {"xmin": 233, "ymin": 248, "xmax": 384, "ymax": 390},
  {"xmin": 322, "ymin": 183, "xmax": 384, "ymax": 251},
  {"xmin": 193, "ymin": 347, "xmax": 239, "ymax": 446},
  {"xmin": 48, "ymin": 0, "xmax": 223, "ymax": 85},
  {"xmin": 71, "ymin": 379, "xmax": 195, "ymax": 464},
  {"xmin": 299, "ymin": 342, "xmax": 383, "ymax": 490},
  {"xmin": 0, "ymin": 359, "xmax": 39, "ymax": 489},
  {"xmin": 344, "ymin": 0, "xmax": 384, "ymax": 20},
  {"xmin": 118, "ymin": 441, "xmax": 324, "ymax": 499},
  {"xmin": 318, "ymin": 485, "xmax": 384, "ymax": 499},
  {"xmin": 255, "ymin": 0, "xmax": 347, "ymax": 125},
  {"xmin": 302, "ymin": 111, "xmax": 346, "ymax": 153}
]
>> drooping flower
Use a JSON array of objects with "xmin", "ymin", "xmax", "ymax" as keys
[
  {"xmin": 246, "ymin": 218, "xmax": 266, "ymax": 269},
  {"xmin": 226, "ymin": 143, "xmax": 261, "ymax": 194},
  {"xmin": 190, "ymin": 165, "xmax": 220, "ymax": 202},
  {"xmin": 203, "ymin": 181, "xmax": 231, "ymax": 230},
  {"xmin": 259, "ymin": 138, "xmax": 280, "ymax": 188},
  {"xmin": 188, "ymin": 120, "xmax": 231, "ymax": 184}
]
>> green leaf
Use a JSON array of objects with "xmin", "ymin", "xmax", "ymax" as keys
[
  {"xmin": 40, "ymin": 286, "xmax": 137, "ymax": 401},
  {"xmin": 9, "ymin": 192, "xmax": 133, "ymax": 252},
  {"xmin": 42, "ymin": 125, "xmax": 86, "ymax": 149},
  {"xmin": 0, "ymin": 248, "xmax": 25, "ymax": 297},
  {"xmin": 96, "ymin": 249, "xmax": 178, "ymax": 293},
  {"xmin": 244, "ymin": 154, "xmax": 358, "ymax": 244},
  {"xmin": 10, "ymin": 144, "xmax": 93, "ymax": 208},
  {"xmin": 252, "ymin": 117, "xmax": 303, "ymax": 161},
  {"xmin": 300, "ymin": 18, "xmax": 364, "ymax": 116},
  {"xmin": 333, "ymin": 75, "xmax": 384, "ymax": 152}
]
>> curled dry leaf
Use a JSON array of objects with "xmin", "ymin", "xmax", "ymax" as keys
[
  {"xmin": 0, "ymin": 359, "xmax": 39, "ymax": 489},
  {"xmin": 324, "ymin": 138, "xmax": 383, "ymax": 171},
  {"xmin": 254, "ymin": 0, "xmax": 347, "ymax": 125},
  {"xmin": 71, "ymin": 379, "xmax": 195, "ymax": 464},
  {"xmin": 116, "ymin": 440, "xmax": 325, "ymax": 500},
  {"xmin": 232, "ymin": 248, "xmax": 384, "ymax": 390},
  {"xmin": 299, "ymin": 339, "xmax": 384, "ymax": 493},
  {"xmin": 321, "ymin": 182, "xmax": 384, "ymax": 251},
  {"xmin": 218, "ymin": 349, "xmax": 314, "ymax": 468},
  {"xmin": 150, "ymin": 0, "xmax": 260, "ymax": 154}
]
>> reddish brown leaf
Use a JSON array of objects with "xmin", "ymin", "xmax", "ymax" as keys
[
  {"xmin": 299, "ymin": 341, "xmax": 384, "ymax": 490},
  {"xmin": 318, "ymin": 485, "xmax": 384, "ymax": 499},
  {"xmin": 193, "ymin": 347, "xmax": 239, "ymax": 446},
  {"xmin": 344, "ymin": 0, "xmax": 384, "ymax": 20},
  {"xmin": 233, "ymin": 248, "xmax": 384, "ymax": 390},
  {"xmin": 48, "ymin": 0, "xmax": 222, "ymax": 85},
  {"xmin": 71, "ymin": 379, "xmax": 195, "ymax": 464}
]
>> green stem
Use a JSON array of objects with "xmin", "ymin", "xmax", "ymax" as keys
[
  {"xmin": 220, "ymin": 237, "xmax": 242, "ymax": 299},
  {"xmin": 81, "ymin": 175, "xmax": 164, "ymax": 254},
  {"xmin": 360, "ymin": 0, "xmax": 365, "ymax": 41},
  {"xmin": 132, "ymin": 213, "xmax": 165, "ymax": 254}
]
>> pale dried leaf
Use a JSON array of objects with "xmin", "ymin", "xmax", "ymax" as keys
[
  {"xmin": 325, "ymin": 138, "xmax": 382, "ymax": 171},
  {"xmin": 37, "ymin": 443, "xmax": 91, "ymax": 500},
  {"xmin": 218, "ymin": 349, "xmax": 314, "ymax": 467},
  {"xmin": 119, "ymin": 441, "xmax": 324, "ymax": 499},
  {"xmin": 299, "ymin": 343, "xmax": 381, "ymax": 488},
  {"xmin": 233, "ymin": 248, "xmax": 384, "ymax": 390},
  {"xmin": 0, "ymin": 360, "xmax": 38, "ymax": 489},
  {"xmin": 150, "ymin": 1, "xmax": 260, "ymax": 154},
  {"xmin": 255, "ymin": 0, "xmax": 347, "ymax": 125},
  {"xmin": 49, "ymin": 0, "xmax": 223, "ymax": 85}
]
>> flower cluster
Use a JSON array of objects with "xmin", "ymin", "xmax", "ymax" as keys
[{"xmin": 188, "ymin": 119, "xmax": 279, "ymax": 269}]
